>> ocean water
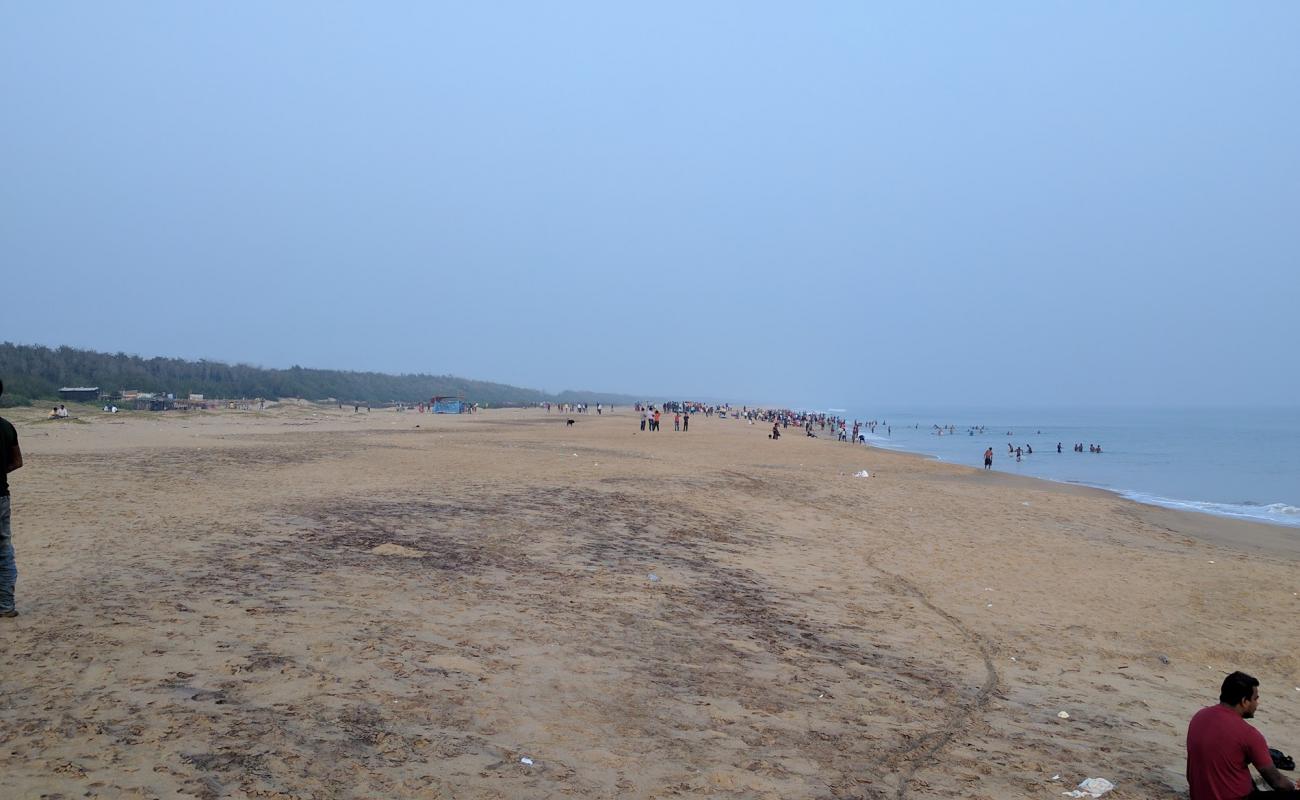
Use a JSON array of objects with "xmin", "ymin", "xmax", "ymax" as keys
[{"xmin": 837, "ymin": 406, "xmax": 1300, "ymax": 529}]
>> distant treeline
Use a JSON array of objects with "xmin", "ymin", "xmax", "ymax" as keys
[{"xmin": 0, "ymin": 342, "xmax": 640, "ymax": 408}]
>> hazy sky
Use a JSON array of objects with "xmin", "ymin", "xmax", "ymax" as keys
[{"xmin": 3, "ymin": 4, "xmax": 1297, "ymax": 408}]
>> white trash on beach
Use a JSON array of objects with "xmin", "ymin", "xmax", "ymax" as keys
[
  {"xmin": 853, "ymin": 470, "xmax": 870, "ymax": 478},
  {"xmin": 520, "ymin": 757, "xmax": 534, "ymax": 766},
  {"xmin": 1057, "ymin": 711, "xmax": 1070, "ymax": 719},
  {"xmin": 647, "ymin": 573, "xmax": 661, "ymax": 582},
  {"xmin": 1062, "ymin": 777, "xmax": 1114, "ymax": 797}
]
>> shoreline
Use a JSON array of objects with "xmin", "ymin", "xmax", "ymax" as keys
[
  {"xmin": 853, "ymin": 434, "xmax": 1300, "ymax": 559},
  {"xmin": 853, "ymin": 429, "xmax": 1300, "ymax": 535}
]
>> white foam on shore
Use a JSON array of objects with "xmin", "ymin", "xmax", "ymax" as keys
[{"xmin": 1119, "ymin": 492, "xmax": 1300, "ymax": 528}]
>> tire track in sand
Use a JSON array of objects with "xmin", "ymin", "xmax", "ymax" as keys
[
  {"xmin": 731, "ymin": 466, "xmax": 1000, "ymax": 798},
  {"xmin": 868, "ymin": 565, "xmax": 1000, "ymax": 799}
]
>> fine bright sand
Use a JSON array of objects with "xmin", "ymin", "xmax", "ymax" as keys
[{"xmin": 1, "ymin": 405, "xmax": 1297, "ymax": 799}]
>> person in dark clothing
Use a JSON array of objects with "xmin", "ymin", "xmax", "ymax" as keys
[{"xmin": 1, "ymin": 379, "xmax": 24, "ymax": 618}]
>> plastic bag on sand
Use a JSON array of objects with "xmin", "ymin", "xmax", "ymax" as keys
[
  {"xmin": 1063, "ymin": 777, "xmax": 1114, "ymax": 798},
  {"xmin": 853, "ymin": 470, "xmax": 870, "ymax": 478}
]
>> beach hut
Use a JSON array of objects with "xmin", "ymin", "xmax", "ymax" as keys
[
  {"xmin": 59, "ymin": 386, "xmax": 101, "ymax": 402},
  {"xmin": 431, "ymin": 396, "xmax": 464, "ymax": 414}
]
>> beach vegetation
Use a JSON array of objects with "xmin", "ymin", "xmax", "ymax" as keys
[{"xmin": 0, "ymin": 342, "xmax": 637, "ymax": 408}]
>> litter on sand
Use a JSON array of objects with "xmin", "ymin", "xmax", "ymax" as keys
[
  {"xmin": 1057, "ymin": 711, "xmax": 1071, "ymax": 719},
  {"xmin": 520, "ymin": 757, "xmax": 534, "ymax": 766},
  {"xmin": 853, "ymin": 470, "xmax": 870, "ymax": 478},
  {"xmin": 1062, "ymin": 777, "xmax": 1114, "ymax": 797},
  {"xmin": 647, "ymin": 573, "xmax": 661, "ymax": 582}
]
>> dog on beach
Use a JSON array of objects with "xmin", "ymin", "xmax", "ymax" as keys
[{"xmin": 566, "ymin": 419, "xmax": 576, "ymax": 426}]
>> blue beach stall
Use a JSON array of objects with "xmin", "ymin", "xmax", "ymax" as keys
[{"xmin": 431, "ymin": 396, "xmax": 464, "ymax": 414}]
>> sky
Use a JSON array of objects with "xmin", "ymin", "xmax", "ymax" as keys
[{"xmin": 2, "ymin": 3, "xmax": 1297, "ymax": 409}]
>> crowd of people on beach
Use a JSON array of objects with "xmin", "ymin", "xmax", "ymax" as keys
[
  {"xmin": 631, "ymin": 403, "xmax": 695, "ymax": 432},
  {"xmin": 544, "ymin": 402, "xmax": 604, "ymax": 415},
  {"xmin": 583, "ymin": 402, "xmax": 895, "ymax": 445},
  {"xmin": 553, "ymin": 402, "xmax": 1113, "ymax": 468}
]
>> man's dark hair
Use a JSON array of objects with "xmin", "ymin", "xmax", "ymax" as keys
[{"xmin": 1220, "ymin": 671, "xmax": 1260, "ymax": 706}]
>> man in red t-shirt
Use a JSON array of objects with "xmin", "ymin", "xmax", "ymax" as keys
[{"xmin": 1187, "ymin": 671, "xmax": 1299, "ymax": 798}]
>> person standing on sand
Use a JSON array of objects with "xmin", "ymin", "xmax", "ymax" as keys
[
  {"xmin": 1, "ymin": 380, "xmax": 25, "ymax": 618},
  {"xmin": 983, "ymin": 447, "xmax": 993, "ymax": 470},
  {"xmin": 682, "ymin": 412, "xmax": 689, "ymax": 432},
  {"xmin": 1186, "ymin": 671, "xmax": 1299, "ymax": 798}
]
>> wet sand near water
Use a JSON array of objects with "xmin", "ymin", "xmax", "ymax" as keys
[{"xmin": 2, "ymin": 404, "xmax": 1297, "ymax": 799}]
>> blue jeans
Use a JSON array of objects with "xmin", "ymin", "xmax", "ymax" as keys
[{"xmin": 0, "ymin": 495, "xmax": 15, "ymax": 611}]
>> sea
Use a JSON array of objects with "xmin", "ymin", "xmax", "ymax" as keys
[{"xmin": 831, "ymin": 406, "xmax": 1300, "ymax": 529}]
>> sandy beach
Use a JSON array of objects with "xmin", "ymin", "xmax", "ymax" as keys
[{"xmin": 1, "ymin": 403, "xmax": 1296, "ymax": 799}]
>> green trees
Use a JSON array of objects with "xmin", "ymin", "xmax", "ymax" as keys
[{"xmin": 0, "ymin": 342, "xmax": 636, "ymax": 408}]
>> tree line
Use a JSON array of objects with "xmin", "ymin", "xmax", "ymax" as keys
[{"xmin": 0, "ymin": 342, "xmax": 639, "ymax": 408}]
